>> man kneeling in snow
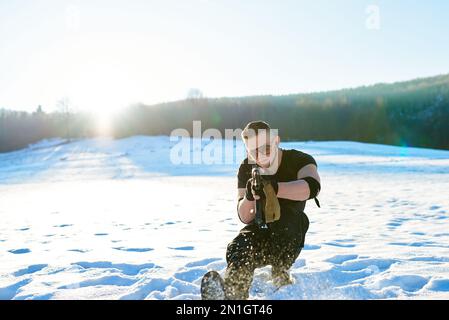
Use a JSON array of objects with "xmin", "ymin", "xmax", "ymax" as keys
[{"xmin": 225, "ymin": 120, "xmax": 321, "ymax": 299}]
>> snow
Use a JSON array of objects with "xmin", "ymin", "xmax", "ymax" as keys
[{"xmin": 0, "ymin": 136, "xmax": 448, "ymax": 300}]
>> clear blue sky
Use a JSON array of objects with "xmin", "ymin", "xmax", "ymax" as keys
[{"xmin": 1, "ymin": 0, "xmax": 449, "ymax": 115}]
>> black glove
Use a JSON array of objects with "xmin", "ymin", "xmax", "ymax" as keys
[
  {"xmin": 245, "ymin": 178, "xmax": 267, "ymax": 201},
  {"xmin": 245, "ymin": 178, "xmax": 272, "ymax": 201},
  {"xmin": 245, "ymin": 179, "xmax": 255, "ymax": 201}
]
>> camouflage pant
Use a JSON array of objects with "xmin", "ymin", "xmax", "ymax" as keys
[{"xmin": 224, "ymin": 212, "xmax": 309, "ymax": 300}]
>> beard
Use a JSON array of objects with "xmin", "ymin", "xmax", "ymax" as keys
[{"xmin": 258, "ymin": 144, "xmax": 280, "ymax": 175}]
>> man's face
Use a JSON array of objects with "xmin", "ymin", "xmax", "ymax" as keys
[{"xmin": 245, "ymin": 131, "xmax": 279, "ymax": 168}]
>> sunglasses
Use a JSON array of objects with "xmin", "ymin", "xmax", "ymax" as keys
[
  {"xmin": 246, "ymin": 136, "xmax": 277, "ymax": 158},
  {"xmin": 248, "ymin": 144, "xmax": 273, "ymax": 157}
]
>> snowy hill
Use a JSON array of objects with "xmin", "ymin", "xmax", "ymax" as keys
[{"xmin": 0, "ymin": 136, "xmax": 449, "ymax": 299}]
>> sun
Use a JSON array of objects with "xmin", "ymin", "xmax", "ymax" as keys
[
  {"xmin": 94, "ymin": 111, "xmax": 116, "ymax": 137},
  {"xmin": 65, "ymin": 61, "xmax": 143, "ymax": 136},
  {"xmin": 71, "ymin": 88, "xmax": 127, "ymax": 137}
]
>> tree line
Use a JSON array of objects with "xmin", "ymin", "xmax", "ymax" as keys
[{"xmin": 1, "ymin": 73, "xmax": 448, "ymax": 153}]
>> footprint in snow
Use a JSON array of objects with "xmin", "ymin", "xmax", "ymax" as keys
[
  {"xmin": 8, "ymin": 248, "xmax": 31, "ymax": 254},
  {"xmin": 169, "ymin": 246, "xmax": 195, "ymax": 251},
  {"xmin": 68, "ymin": 249, "xmax": 89, "ymax": 253},
  {"xmin": 113, "ymin": 247, "xmax": 154, "ymax": 252},
  {"xmin": 303, "ymin": 244, "xmax": 321, "ymax": 250},
  {"xmin": 325, "ymin": 254, "xmax": 359, "ymax": 265},
  {"xmin": 324, "ymin": 241, "xmax": 356, "ymax": 248},
  {"xmin": 13, "ymin": 264, "xmax": 48, "ymax": 276}
]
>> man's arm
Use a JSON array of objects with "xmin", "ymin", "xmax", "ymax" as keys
[
  {"xmin": 237, "ymin": 188, "xmax": 256, "ymax": 224},
  {"xmin": 277, "ymin": 164, "xmax": 321, "ymax": 201},
  {"xmin": 236, "ymin": 164, "xmax": 321, "ymax": 223}
]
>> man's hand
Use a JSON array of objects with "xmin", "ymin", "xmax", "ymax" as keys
[
  {"xmin": 239, "ymin": 177, "xmax": 278, "ymax": 225},
  {"xmin": 245, "ymin": 176, "xmax": 279, "ymax": 201},
  {"xmin": 245, "ymin": 178, "xmax": 264, "ymax": 201}
]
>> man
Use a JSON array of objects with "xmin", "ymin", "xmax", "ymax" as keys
[{"xmin": 224, "ymin": 120, "xmax": 321, "ymax": 299}]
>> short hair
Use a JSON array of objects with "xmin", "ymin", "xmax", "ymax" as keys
[{"xmin": 241, "ymin": 121, "xmax": 271, "ymax": 140}]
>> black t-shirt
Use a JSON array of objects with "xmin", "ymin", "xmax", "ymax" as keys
[{"xmin": 237, "ymin": 148, "xmax": 317, "ymax": 237}]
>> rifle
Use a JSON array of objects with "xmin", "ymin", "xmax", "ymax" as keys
[{"xmin": 251, "ymin": 166, "xmax": 268, "ymax": 229}]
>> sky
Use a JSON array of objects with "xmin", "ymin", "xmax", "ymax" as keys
[{"xmin": 1, "ymin": 0, "xmax": 449, "ymax": 116}]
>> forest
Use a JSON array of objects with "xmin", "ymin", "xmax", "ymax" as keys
[{"xmin": 1, "ymin": 73, "xmax": 448, "ymax": 153}]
